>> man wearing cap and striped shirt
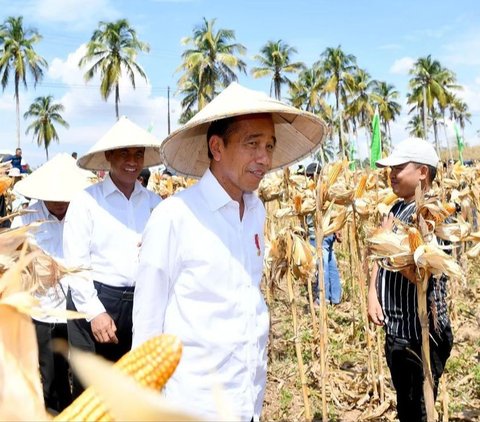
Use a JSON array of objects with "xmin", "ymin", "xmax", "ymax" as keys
[{"xmin": 368, "ymin": 137, "xmax": 454, "ymax": 422}]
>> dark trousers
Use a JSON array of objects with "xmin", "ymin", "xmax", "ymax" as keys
[
  {"xmin": 385, "ymin": 325, "xmax": 453, "ymax": 422},
  {"xmin": 34, "ymin": 320, "xmax": 72, "ymax": 413},
  {"xmin": 66, "ymin": 281, "xmax": 134, "ymax": 399}
]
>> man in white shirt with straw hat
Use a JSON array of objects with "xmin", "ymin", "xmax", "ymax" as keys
[
  {"xmin": 63, "ymin": 116, "xmax": 162, "ymax": 398},
  {"xmin": 11, "ymin": 153, "xmax": 94, "ymax": 413},
  {"xmin": 133, "ymin": 83, "xmax": 326, "ymax": 421}
]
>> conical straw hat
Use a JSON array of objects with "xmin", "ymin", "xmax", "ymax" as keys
[
  {"xmin": 78, "ymin": 116, "xmax": 163, "ymax": 170},
  {"xmin": 14, "ymin": 153, "xmax": 95, "ymax": 202},
  {"xmin": 161, "ymin": 82, "xmax": 327, "ymax": 178}
]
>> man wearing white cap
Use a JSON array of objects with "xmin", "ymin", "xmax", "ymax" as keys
[
  {"xmin": 63, "ymin": 116, "xmax": 162, "ymax": 398},
  {"xmin": 368, "ymin": 137, "xmax": 454, "ymax": 422},
  {"xmin": 11, "ymin": 153, "xmax": 94, "ymax": 413},
  {"xmin": 133, "ymin": 83, "xmax": 326, "ymax": 421}
]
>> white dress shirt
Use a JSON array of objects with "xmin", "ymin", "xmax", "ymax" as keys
[
  {"xmin": 12, "ymin": 200, "xmax": 67, "ymax": 324},
  {"xmin": 63, "ymin": 174, "xmax": 161, "ymax": 318},
  {"xmin": 132, "ymin": 169, "xmax": 269, "ymax": 422}
]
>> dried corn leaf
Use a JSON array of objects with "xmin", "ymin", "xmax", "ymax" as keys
[
  {"xmin": 413, "ymin": 244, "xmax": 463, "ymax": 279},
  {"xmin": 0, "ymin": 305, "xmax": 48, "ymax": 420}
]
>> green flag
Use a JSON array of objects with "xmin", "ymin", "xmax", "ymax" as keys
[
  {"xmin": 370, "ymin": 109, "xmax": 382, "ymax": 169},
  {"xmin": 453, "ymin": 122, "xmax": 464, "ymax": 164}
]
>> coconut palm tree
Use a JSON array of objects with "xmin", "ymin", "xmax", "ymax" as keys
[
  {"xmin": 406, "ymin": 114, "xmax": 427, "ymax": 139},
  {"xmin": 407, "ymin": 55, "xmax": 459, "ymax": 152},
  {"xmin": 178, "ymin": 18, "xmax": 246, "ymax": 113},
  {"xmin": 79, "ymin": 19, "xmax": 150, "ymax": 119},
  {"xmin": 24, "ymin": 95, "xmax": 69, "ymax": 160},
  {"xmin": 251, "ymin": 40, "xmax": 304, "ymax": 100},
  {"xmin": 288, "ymin": 64, "xmax": 326, "ymax": 113},
  {"xmin": 317, "ymin": 45, "xmax": 357, "ymax": 156},
  {"xmin": 449, "ymin": 95, "xmax": 471, "ymax": 131},
  {"xmin": 371, "ymin": 81, "xmax": 401, "ymax": 150},
  {"xmin": 344, "ymin": 68, "xmax": 375, "ymax": 136},
  {"xmin": 0, "ymin": 16, "xmax": 47, "ymax": 148}
]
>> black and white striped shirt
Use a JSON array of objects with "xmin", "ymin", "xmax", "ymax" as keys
[{"xmin": 377, "ymin": 200, "xmax": 450, "ymax": 340}]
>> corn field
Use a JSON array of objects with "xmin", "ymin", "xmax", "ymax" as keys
[{"xmin": 0, "ymin": 160, "xmax": 479, "ymax": 421}]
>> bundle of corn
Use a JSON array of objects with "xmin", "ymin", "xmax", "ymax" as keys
[
  {"xmin": 149, "ymin": 172, "xmax": 197, "ymax": 198},
  {"xmin": 0, "ymin": 224, "xmax": 78, "ymax": 300},
  {"xmin": 366, "ymin": 208, "xmax": 463, "ymax": 280},
  {"xmin": 0, "ymin": 224, "xmax": 189, "ymax": 421},
  {"xmin": 56, "ymin": 334, "xmax": 183, "ymax": 421},
  {"xmin": 258, "ymin": 172, "xmax": 284, "ymax": 202}
]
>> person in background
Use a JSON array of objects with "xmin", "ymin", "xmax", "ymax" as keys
[
  {"xmin": 137, "ymin": 168, "xmax": 151, "ymax": 188},
  {"xmin": 304, "ymin": 162, "xmax": 342, "ymax": 305},
  {"xmin": 3, "ymin": 148, "xmax": 27, "ymax": 173},
  {"xmin": 11, "ymin": 153, "xmax": 94, "ymax": 413},
  {"xmin": 132, "ymin": 83, "xmax": 327, "ymax": 421},
  {"xmin": 63, "ymin": 116, "xmax": 162, "ymax": 398},
  {"xmin": 368, "ymin": 137, "xmax": 454, "ymax": 422}
]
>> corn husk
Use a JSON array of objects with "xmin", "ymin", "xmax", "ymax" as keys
[{"xmin": 413, "ymin": 244, "xmax": 463, "ymax": 279}]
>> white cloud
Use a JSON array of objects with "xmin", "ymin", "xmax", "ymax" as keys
[
  {"xmin": 389, "ymin": 57, "xmax": 415, "ymax": 75},
  {"xmin": 456, "ymin": 82, "xmax": 480, "ymax": 113},
  {"xmin": 442, "ymin": 30, "xmax": 480, "ymax": 66},
  {"xmin": 20, "ymin": 0, "xmax": 120, "ymax": 30}
]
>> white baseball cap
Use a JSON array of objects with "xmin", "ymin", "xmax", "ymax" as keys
[{"xmin": 376, "ymin": 137, "xmax": 439, "ymax": 168}]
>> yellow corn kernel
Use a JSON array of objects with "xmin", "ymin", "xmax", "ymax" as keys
[
  {"xmin": 408, "ymin": 227, "xmax": 424, "ymax": 253},
  {"xmin": 55, "ymin": 334, "xmax": 182, "ymax": 422}
]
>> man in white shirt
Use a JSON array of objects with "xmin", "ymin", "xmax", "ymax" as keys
[
  {"xmin": 63, "ymin": 116, "xmax": 162, "ymax": 398},
  {"xmin": 133, "ymin": 83, "xmax": 327, "ymax": 421},
  {"xmin": 11, "ymin": 153, "xmax": 94, "ymax": 412}
]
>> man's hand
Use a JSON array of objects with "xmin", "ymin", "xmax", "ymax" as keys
[
  {"xmin": 367, "ymin": 291, "xmax": 385, "ymax": 326},
  {"xmin": 334, "ymin": 231, "xmax": 342, "ymax": 243},
  {"xmin": 91, "ymin": 312, "xmax": 118, "ymax": 344},
  {"xmin": 382, "ymin": 212, "xmax": 394, "ymax": 231}
]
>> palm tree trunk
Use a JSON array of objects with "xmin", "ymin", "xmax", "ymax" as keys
[
  {"xmin": 115, "ymin": 84, "xmax": 120, "ymax": 120},
  {"xmin": 45, "ymin": 146, "xmax": 49, "ymax": 161},
  {"xmin": 433, "ymin": 118, "xmax": 441, "ymax": 158},
  {"xmin": 15, "ymin": 78, "xmax": 21, "ymax": 148}
]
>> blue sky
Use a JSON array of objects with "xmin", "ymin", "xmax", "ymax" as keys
[{"xmin": 1, "ymin": 0, "xmax": 479, "ymax": 168}]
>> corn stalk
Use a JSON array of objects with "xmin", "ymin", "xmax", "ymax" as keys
[
  {"xmin": 285, "ymin": 233, "xmax": 312, "ymax": 422},
  {"xmin": 351, "ymin": 203, "xmax": 379, "ymax": 399},
  {"xmin": 315, "ymin": 177, "xmax": 328, "ymax": 422}
]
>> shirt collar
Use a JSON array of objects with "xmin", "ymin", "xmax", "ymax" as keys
[
  {"xmin": 102, "ymin": 173, "xmax": 145, "ymax": 200},
  {"xmin": 199, "ymin": 168, "xmax": 259, "ymax": 212}
]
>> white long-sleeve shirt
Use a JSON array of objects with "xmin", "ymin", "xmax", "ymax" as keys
[
  {"xmin": 12, "ymin": 200, "xmax": 67, "ymax": 324},
  {"xmin": 63, "ymin": 174, "xmax": 161, "ymax": 318},
  {"xmin": 132, "ymin": 169, "xmax": 269, "ymax": 422}
]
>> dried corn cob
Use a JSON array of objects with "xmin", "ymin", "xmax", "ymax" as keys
[
  {"xmin": 56, "ymin": 334, "xmax": 182, "ymax": 421},
  {"xmin": 408, "ymin": 227, "xmax": 424, "ymax": 253}
]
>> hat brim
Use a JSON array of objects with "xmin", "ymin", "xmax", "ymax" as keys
[
  {"xmin": 14, "ymin": 154, "xmax": 95, "ymax": 202},
  {"xmin": 77, "ymin": 116, "xmax": 163, "ymax": 171},
  {"xmin": 161, "ymin": 83, "xmax": 327, "ymax": 178},
  {"xmin": 375, "ymin": 156, "xmax": 410, "ymax": 168},
  {"xmin": 78, "ymin": 146, "xmax": 161, "ymax": 171}
]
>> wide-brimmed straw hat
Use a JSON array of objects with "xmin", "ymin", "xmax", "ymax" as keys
[
  {"xmin": 161, "ymin": 82, "xmax": 327, "ymax": 178},
  {"xmin": 14, "ymin": 153, "xmax": 95, "ymax": 202},
  {"xmin": 77, "ymin": 116, "xmax": 163, "ymax": 171}
]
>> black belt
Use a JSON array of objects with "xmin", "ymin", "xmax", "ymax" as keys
[{"xmin": 93, "ymin": 281, "xmax": 135, "ymax": 301}]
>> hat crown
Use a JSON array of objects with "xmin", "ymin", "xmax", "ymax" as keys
[{"xmin": 377, "ymin": 137, "xmax": 439, "ymax": 168}]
